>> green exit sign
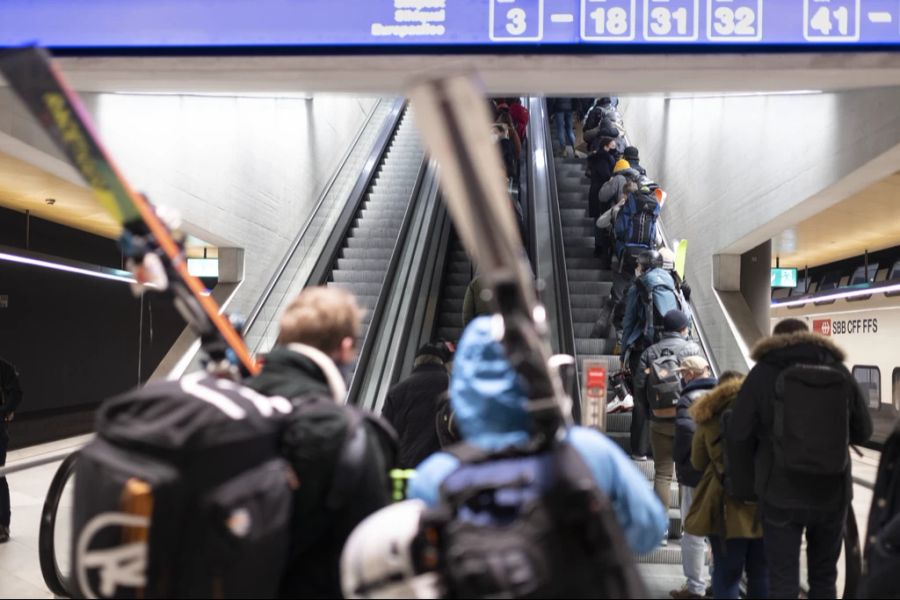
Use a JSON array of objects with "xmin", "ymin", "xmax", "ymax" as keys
[{"xmin": 771, "ymin": 268, "xmax": 798, "ymax": 288}]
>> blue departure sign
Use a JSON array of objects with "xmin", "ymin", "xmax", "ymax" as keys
[{"xmin": 1, "ymin": 0, "xmax": 899, "ymax": 49}]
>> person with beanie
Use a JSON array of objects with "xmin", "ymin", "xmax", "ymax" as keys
[
  {"xmin": 382, "ymin": 341, "xmax": 454, "ymax": 469},
  {"xmin": 623, "ymin": 146, "xmax": 647, "ymax": 176},
  {"xmin": 633, "ymin": 310, "xmax": 703, "ymax": 513},
  {"xmin": 408, "ymin": 316, "xmax": 667, "ymax": 555}
]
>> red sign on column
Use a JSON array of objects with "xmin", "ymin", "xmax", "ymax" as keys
[{"xmin": 582, "ymin": 360, "xmax": 609, "ymax": 431}]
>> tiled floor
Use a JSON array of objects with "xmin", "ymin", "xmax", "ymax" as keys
[{"xmin": 1, "ymin": 435, "xmax": 90, "ymax": 599}]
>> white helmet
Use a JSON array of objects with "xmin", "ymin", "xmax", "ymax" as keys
[{"xmin": 340, "ymin": 499, "xmax": 444, "ymax": 599}]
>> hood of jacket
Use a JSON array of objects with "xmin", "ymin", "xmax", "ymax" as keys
[
  {"xmin": 641, "ymin": 267, "xmax": 676, "ymax": 291},
  {"xmin": 750, "ymin": 331, "xmax": 845, "ymax": 364},
  {"xmin": 689, "ymin": 377, "xmax": 745, "ymax": 424},
  {"xmin": 449, "ymin": 316, "xmax": 532, "ymax": 449}
]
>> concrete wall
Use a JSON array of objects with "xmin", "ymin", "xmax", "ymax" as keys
[
  {"xmin": 620, "ymin": 87, "xmax": 900, "ymax": 371},
  {"xmin": 86, "ymin": 92, "xmax": 380, "ymax": 317}
]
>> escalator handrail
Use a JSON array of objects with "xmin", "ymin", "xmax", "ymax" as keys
[
  {"xmin": 531, "ymin": 97, "xmax": 582, "ymax": 420},
  {"xmin": 346, "ymin": 156, "xmax": 431, "ymax": 406},
  {"xmin": 243, "ymin": 97, "xmax": 398, "ymax": 337},
  {"xmin": 305, "ymin": 100, "xmax": 407, "ymax": 288}
]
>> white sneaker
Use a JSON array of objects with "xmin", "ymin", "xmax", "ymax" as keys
[{"xmin": 606, "ymin": 393, "xmax": 634, "ymax": 414}]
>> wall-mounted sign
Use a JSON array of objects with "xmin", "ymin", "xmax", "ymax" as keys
[
  {"xmin": 771, "ymin": 267, "xmax": 798, "ymax": 288},
  {"xmin": 1, "ymin": 0, "xmax": 899, "ymax": 50},
  {"xmin": 582, "ymin": 359, "xmax": 608, "ymax": 431}
]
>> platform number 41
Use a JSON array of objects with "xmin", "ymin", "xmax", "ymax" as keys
[{"xmin": 803, "ymin": 0, "xmax": 860, "ymax": 41}]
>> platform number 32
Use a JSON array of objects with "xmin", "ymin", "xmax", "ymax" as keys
[
  {"xmin": 713, "ymin": 6, "xmax": 756, "ymax": 35},
  {"xmin": 506, "ymin": 8, "xmax": 528, "ymax": 35}
]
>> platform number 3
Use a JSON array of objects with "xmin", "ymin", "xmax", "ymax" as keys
[
  {"xmin": 505, "ymin": 7, "xmax": 528, "ymax": 35},
  {"xmin": 713, "ymin": 6, "xmax": 755, "ymax": 35}
]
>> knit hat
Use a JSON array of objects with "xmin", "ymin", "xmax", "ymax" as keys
[
  {"xmin": 624, "ymin": 146, "xmax": 640, "ymax": 160},
  {"xmin": 613, "ymin": 159, "xmax": 631, "ymax": 173},
  {"xmin": 663, "ymin": 309, "xmax": 690, "ymax": 332},
  {"xmin": 678, "ymin": 356, "xmax": 709, "ymax": 375}
]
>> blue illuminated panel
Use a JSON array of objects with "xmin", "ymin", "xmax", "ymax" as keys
[{"xmin": 1, "ymin": 0, "xmax": 899, "ymax": 49}]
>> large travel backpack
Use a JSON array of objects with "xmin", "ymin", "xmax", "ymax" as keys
[
  {"xmin": 773, "ymin": 363, "xmax": 851, "ymax": 475},
  {"xmin": 426, "ymin": 441, "xmax": 645, "ymax": 599},
  {"xmin": 72, "ymin": 373, "xmax": 295, "ymax": 599},
  {"xmin": 646, "ymin": 349, "xmax": 683, "ymax": 417},
  {"xmin": 860, "ymin": 420, "xmax": 900, "ymax": 598},
  {"xmin": 614, "ymin": 191, "xmax": 660, "ymax": 254},
  {"xmin": 634, "ymin": 274, "xmax": 682, "ymax": 346}
]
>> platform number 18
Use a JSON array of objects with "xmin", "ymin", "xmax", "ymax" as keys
[{"xmin": 590, "ymin": 7, "xmax": 630, "ymax": 35}]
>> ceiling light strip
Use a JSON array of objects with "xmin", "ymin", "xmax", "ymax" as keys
[{"xmin": 0, "ymin": 251, "xmax": 137, "ymax": 285}]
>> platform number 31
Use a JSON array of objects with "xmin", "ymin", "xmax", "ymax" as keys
[{"xmin": 712, "ymin": 6, "xmax": 756, "ymax": 35}]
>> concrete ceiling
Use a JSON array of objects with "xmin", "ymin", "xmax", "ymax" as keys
[
  {"xmin": 33, "ymin": 51, "xmax": 900, "ymax": 95},
  {"xmin": 773, "ymin": 171, "xmax": 900, "ymax": 269}
]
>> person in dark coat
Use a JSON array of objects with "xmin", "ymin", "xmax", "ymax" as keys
[
  {"xmin": 587, "ymin": 136, "xmax": 618, "ymax": 220},
  {"xmin": 0, "ymin": 357, "xmax": 23, "ymax": 543},
  {"xmin": 728, "ymin": 318, "xmax": 872, "ymax": 599},
  {"xmin": 246, "ymin": 286, "xmax": 396, "ymax": 599},
  {"xmin": 623, "ymin": 146, "xmax": 647, "ymax": 176},
  {"xmin": 670, "ymin": 357, "xmax": 719, "ymax": 599},
  {"xmin": 382, "ymin": 341, "xmax": 454, "ymax": 469}
]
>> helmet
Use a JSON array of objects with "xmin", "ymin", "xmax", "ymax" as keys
[
  {"xmin": 637, "ymin": 249, "xmax": 663, "ymax": 270},
  {"xmin": 340, "ymin": 500, "xmax": 444, "ymax": 599}
]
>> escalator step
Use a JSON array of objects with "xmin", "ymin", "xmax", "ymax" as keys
[
  {"xmin": 342, "ymin": 247, "xmax": 394, "ymax": 260},
  {"xmin": 336, "ymin": 257, "xmax": 391, "ymax": 271},
  {"xmin": 445, "ymin": 272, "xmax": 471, "ymax": 286},
  {"xmin": 571, "ymin": 308, "xmax": 601, "ymax": 323},
  {"xmin": 346, "ymin": 236, "xmax": 397, "ymax": 249},
  {"xmin": 568, "ymin": 269, "xmax": 610, "ymax": 282},
  {"xmin": 328, "ymin": 281, "xmax": 385, "ymax": 297},
  {"xmin": 441, "ymin": 298, "xmax": 464, "ymax": 314},
  {"xmin": 569, "ymin": 281, "xmax": 614, "ymax": 295},
  {"xmin": 576, "ymin": 338, "xmax": 612, "ymax": 355},
  {"xmin": 332, "ymin": 270, "xmax": 387, "ymax": 283}
]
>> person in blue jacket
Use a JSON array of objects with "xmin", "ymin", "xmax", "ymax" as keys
[{"xmin": 408, "ymin": 316, "xmax": 667, "ymax": 555}]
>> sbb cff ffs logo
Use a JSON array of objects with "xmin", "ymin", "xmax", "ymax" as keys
[
  {"xmin": 812, "ymin": 318, "xmax": 879, "ymax": 336},
  {"xmin": 813, "ymin": 319, "xmax": 832, "ymax": 336}
]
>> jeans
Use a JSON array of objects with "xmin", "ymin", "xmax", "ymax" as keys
[
  {"xmin": 762, "ymin": 503, "xmax": 846, "ymax": 599},
  {"xmin": 708, "ymin": 536, "xmax": 768, "ymax": 599},
  {"xmin": 680, "ymin": 485, "xmax": 708, "ymax": 595},
  {"xmin": 555, "ymin": 110, "xmax": 575, "ymax": 149},
  {"xmin": 0, "ymin": 424, "xmax": 9, "ymax": 527},
  {"xmin": 650, "ymin": 420, "xmax": 675, "ymax": 508}
]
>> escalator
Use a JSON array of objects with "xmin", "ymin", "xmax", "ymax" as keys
[{"xmin": 433, "ymin": 231, "xmax": 472, "ymax": 344}]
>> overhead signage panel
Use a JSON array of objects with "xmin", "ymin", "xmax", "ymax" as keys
[
  {"xmin": 771, "ymin": 268, "xmax": 799, "ymax": 288},
  {"xmin": 1, "ymin": 0, "xmax": 899, "ymax": 50}
]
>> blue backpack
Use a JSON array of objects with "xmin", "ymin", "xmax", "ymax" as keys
[
  {"xmin": 614, "ymin": 191, "xmax": 660, "ymax": 256},
  {"xmin": 426, "ymin": 441, "xmax": 644, "ymax": 598},
  {"xmin": 635, "ymin": 270, "xmax": 682, "ymax": 346}
]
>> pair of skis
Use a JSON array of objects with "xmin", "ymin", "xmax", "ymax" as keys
[
  {"xmin": 0, "ymin": 47, "xmax": 259, "ymax": 377},
  {"xmin": 2, "ymin": 47, "xmax": 570, "ymax": 438}
]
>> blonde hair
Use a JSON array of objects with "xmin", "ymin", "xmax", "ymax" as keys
[
  {"xmin": 679, "ymin": 356, "xmax": 710, "ymax": 376},
  {"xmin": 276, "ymin": 286, "xmax": 362, "ymax": 354}
]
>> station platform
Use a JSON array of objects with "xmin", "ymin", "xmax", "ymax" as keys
[{"xmin": 0, "ymin": 433, "xmax": 880, "ymax": 599}]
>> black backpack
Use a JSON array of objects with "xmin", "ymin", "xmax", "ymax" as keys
[
  {"xmin": 773, "ymin": 364, "xmax": 851, "ymax": 475},
  {"xmin": 424, "ymin": 441, "xmax": 645, "ymax": 599},
  {"xmin": 718, "ymin": 408, "xmax": 758, "ymax": 502},
  {"xmin": 72, "ymin": 374, "xmax": 295, "ymax": 599},
  {"xmin": 860, "ymin": 421, "xmax": 900, "ymax": 598},
  {"xmin": 647, "ymin": 349, "xmax": 683, "ymax": 415}
]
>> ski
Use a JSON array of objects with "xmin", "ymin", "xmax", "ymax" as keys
[
  {"xmin": 409, "ymin": 75, "xmax": 571, "ymax": 440},
  {"xmin": 0, "ymin": 46, "xmax": 258, "ymax": 376},
  {"xmin": 674, "ymin": 238, "xmax": 688, "ymax": 281}
]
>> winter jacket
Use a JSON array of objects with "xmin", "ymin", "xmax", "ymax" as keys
[
  {"xmin": 860, "ymin": 419, "xmax": 900, "ymax": 598},
  {"xmin": 685, "ymin": 377, "xmax": 762, "ymax": 540},
  {"xmin": 408, "ymin": 317, "xmax": 667, "ymax": 555},
  {"xmin": 382, "ymin": 363, "xmax": 449, "ymax": 468},
  {"xmin": 247, "ymin": 344, "xmax": 396, "ymax": 598},
  {"xmin": 508, "ymin": 101, "xmax": 529, "ymax": 139},
  {"xmin": 621, "ymin": 268, "xmax": 682, "ymax": 357},
  {"xmin": 626, "ymin": 158, "xmax": 647, "ymax": 176},
  {"xmin": 728, "ymin": 331, "xmax": 873, "ymax": 511},
  {"xmin": 634, "ymin": 332, "xmax": 703, "ymax": 421},
  {"xmin": 587, "ymin": 148, "xmax": 617, "ymax": 187},
  {"xmin": 462, "ymin": 275, "xmax": 491, "ymax": 327},
  {"xmin": 0, "ymin": 358, "xmax": 23, "ymax": 419},
  {"xmin": 674, "ymin": 376, "xmax": 717, "ymax": 487},
  {"xmin": 598, "ymin": 168, "xmax": 640, "ymax": 208}
]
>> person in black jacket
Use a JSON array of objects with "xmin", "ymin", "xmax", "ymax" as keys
[
  {"xmin": 0, "ymin": 357, "xmax": 22, "ymax": 543},
  {"xmin": 382, "ymin": 341, "xmax": 453, "ymax": 469},
  {"xmin": 729, "ymin": 318, "xmax": 872, "ymax": 599},
  {"xmin": 671, "ymin": 358, "xmax": 720, "ymax": 599},
  {"xmin": 587, "ymin": 136, "xmax": 618, "ymax": 220},
  {"xmin": 246, "ymin": 287, "xmax": 396, "ymax": 599},
  {"xmin": 622, "ymin": 146, "xmax": 647, "ymax": 176}
]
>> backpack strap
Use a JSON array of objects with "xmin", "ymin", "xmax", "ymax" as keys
[{"xmin": 326, "ymin": 407, "xmax": 398, "ymax": 510}]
